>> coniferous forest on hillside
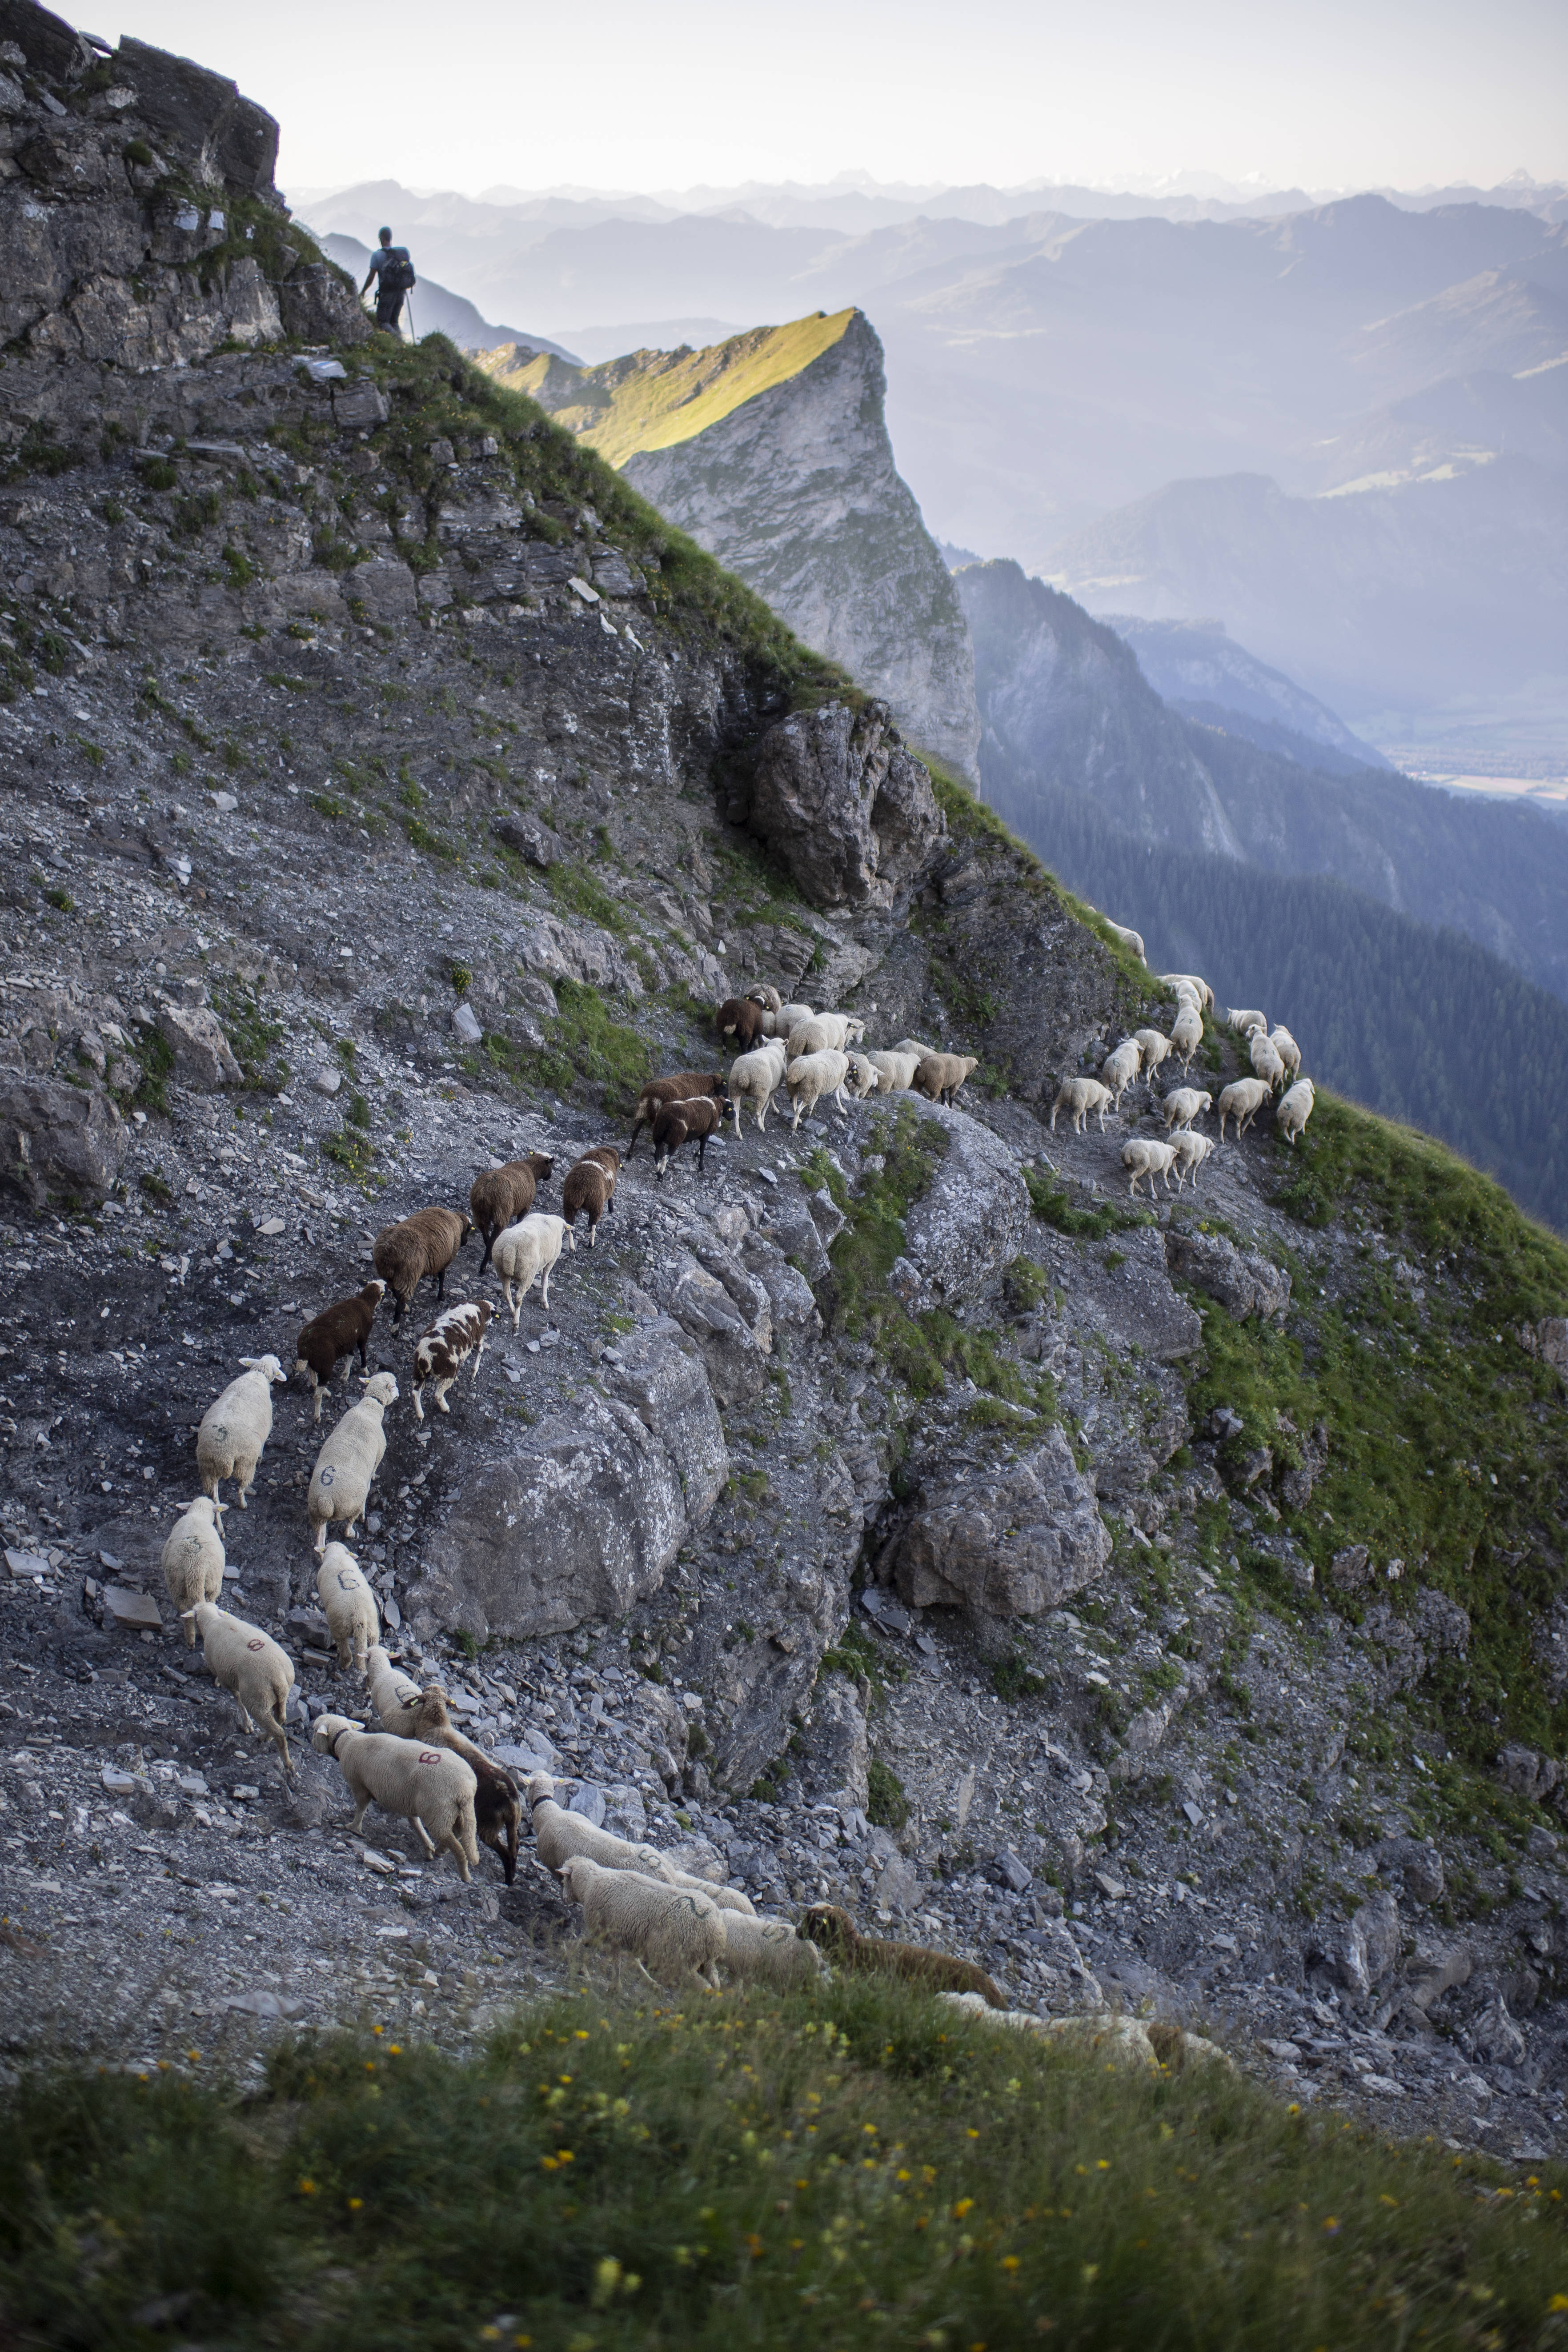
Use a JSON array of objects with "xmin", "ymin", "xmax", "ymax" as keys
[{"xmin": 990, "ymin": 778, "xmax": 1568, "ymax": 1233}]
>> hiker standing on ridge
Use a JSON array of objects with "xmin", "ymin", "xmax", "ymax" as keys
[{"xmin": 361, "ymin": 226, "xmax": 415, "ymax": 337}]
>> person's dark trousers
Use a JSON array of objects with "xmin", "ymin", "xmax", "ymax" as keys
[{"xmin": 375, "ymin": 290, "xmax": 404, "ymax": 335}]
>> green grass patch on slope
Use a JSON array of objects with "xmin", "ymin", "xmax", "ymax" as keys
[
  {"xmin": 4, "ymin": 1982, "xmax": 1567, "ymax": 2352},
  {"xmin": 1176, "ymin": 1102, "xmax": 1568, "ymax": 1766},
  {"xmin": 810, "ymin": 1107, "xmax": 1053, "ymax": 1418}
]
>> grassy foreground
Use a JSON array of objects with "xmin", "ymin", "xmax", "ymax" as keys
[{"xmin": 4, "ymin": 1980, "xmax": 1568, "ymax": 2350}]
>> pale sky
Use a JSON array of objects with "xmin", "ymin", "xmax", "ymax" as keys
[{"xmin": 110, "ymin": 0, "xmax": 1566, "ymax": 199}]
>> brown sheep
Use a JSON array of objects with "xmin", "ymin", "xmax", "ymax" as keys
[
  {"xmin": 717, "ymin": 995, "xmax": 767, "ymax": 1049},
  {"xmin": 561, "ymin": 1148, "xmax": 619, "ymax": 1246},
  {"xmin": 653, "ymin": 1096, "xmax": 725, "ymax": 1178},
  {"xmin": 373, "ymin": 1206, "xmax": 475, "ymax": 1329},
  {"xmin": 469, "ymin": 1152, "xmax": 554, "ymax": 1272},
  {"xmin": 293, "ymin": 1280, "xmax": 385, "ymax": 1424},
  {"xmin": 408, "ymin": 1688, "xmax": 522, "ymax": 1884},
  {"xmin": 627, "ymin": 1072, "xmax": 725, "ymax": 1157},
  {"xmin": 800, "ymin": 1904, "xmax": 1008, "ymax": 2007},
  {"xmin": 913, "ymin": 1052, "xmax": 979, "ymax": 1107}
]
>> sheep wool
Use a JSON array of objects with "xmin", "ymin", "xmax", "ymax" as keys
[
  {"xmin": 627, "ymin": 1072, "xmax": 724, "ymax": 1156},
  {"xmin": 1170, "ymin": 1129, "xmax": 1217, "ymax": 1187},
  {"xmin": 1159, "ymin": 1087, "xmax": 1212, "ymax": 1132},
  {"xmin": 558, "ymin": 1852, "xmax": 726, "ymax": 1990},
  {"xmin": 294, "ymin": 1283, "xmax": 385, "ymax": 1425},
  {"xmin": 786, "ymin": 1048, "xmax": 851, "ymax": 1129},
  {"xmin": 1099, "ymin": 1039, "xmax": 1142, "ymax": 1108},
  {"xmin": 490, "ymin": 1212, "xmax": 574, "ymax": 1330},
  {"xmin": 196, "ymin": 1354, "xmax": 285, "ymax": 1511},
  {"xmin": 914, "ymin": 1052, "xmax": 979, "ymax": 1106},
  {"xmin": 316, "ymin": 1541, "xmax": 380, "ymax": 1675},
  {"xmin": 864, "ymin": 1049, "xmax": 922, "ymax": 1095},
  {"xmin": 1169, "ymin": 1006, "xmax": 1204, "ymax": 1070},
  {"xmin": 1050, "ymin": 1076, "xmax": 1113, "ymax": 1135},
  {"xmin": 726, "ymin": 1040, "xmax": 790, "ymax": 1134},
  {"xmin": 160, "ymin": 1496, "xmax": 225, "ymax": 1645},
  {"xmin": 1276, "ymin": 1078, "xmax": 1316, "ymax": 1146},
  {"xmin": 801, "ymin": 1903, "xmax": 1007, "ymax": 2007},
  {"xmin": 1122, "ymin": 1137, "xmax": 1179, "ymax": 1195},
  {"xmin": 367, "ymin": 1642, "xmax": 424, "ymax": 1735},
  {"xmin": 411, "ymin": 1299, "xmax": 492, "ymax": 1419},
  {"xmin": 469, "ymin": 1154, "xmax": 554, "ymax": 1271},
  {"xmin": 307, "ymin": 1371, "xmax": 398, "ymax": 1555},
  {"xmin": 372, "ymin": 1206, "xmax": 474, "ymax": 1328},
  {"xmin": 786, "ymin": 1012, "xmax": 865, "ymax": 1061},
  {"xmin": 1134, "ymin": 1028, "xmax": 1171, "ymax": 1074},
  {"xmin": 718, "ymin": 1911, "xmax": 825, "ymax": 1987},
  {"xmin": 408, "ymin": 1689, "xmax": 523, "ymax": 1883},
  {"xmin": 184, "ymin": 1600, "xmax": 294, "ymax": 1774},
  {"xmin": 313, "ymin": 1714, "xmax": 479, "ymax": 1879},
  {"xmin": 1216, "ymin": 1077, "xmax": 1273, "ymax": 1138}
]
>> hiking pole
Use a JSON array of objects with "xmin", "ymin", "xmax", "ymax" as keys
[{"xmin": 404, "ymin": 292, "xmax": 416, "ymax": 343}]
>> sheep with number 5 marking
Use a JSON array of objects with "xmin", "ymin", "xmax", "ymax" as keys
[{"xmin": 307, "ymin": 1372, "xmax": 398, "ymax": 1555}]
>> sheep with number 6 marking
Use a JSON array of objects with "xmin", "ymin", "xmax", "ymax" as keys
[
  {"xmin": 183, "ymin": 1600, "xmax": 294, "ymax": 1774},
  {"xmin": 313, "ymin": 1713, "xmax": 479, "ymax": 1879},
  {"xmin": 307, "ymin": 1372, "xmax": 398, "ymax": 1555}
]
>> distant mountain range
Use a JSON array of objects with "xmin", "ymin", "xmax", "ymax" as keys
[
  {"xmin": 297, "ymin": 181, "xmax": 1568, "ymax": 761},
  {"xmin": 956, "ymin": 559, "xmax": 1568, "ymax": 1009}
]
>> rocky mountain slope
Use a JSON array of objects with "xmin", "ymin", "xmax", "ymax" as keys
[
  {"xmin": 478, "ymin": 309, "xmax": 981, "ymax": 783},
  {"xmin": 3, "ymin": 0, "xmax": 1568, "ymax": 2180}
]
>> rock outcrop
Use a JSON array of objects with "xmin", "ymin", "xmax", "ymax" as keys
[
  {"xmin": 485, "ymin": 310, "xmax": 982, "ymax": 783},
  {"xmin": 748, "ymin": 698, "xmax": 946, "ymax": 911},
  {"xmin": 888, "ymin": 1428, "xmax": 1111, "ymax": 1619}
]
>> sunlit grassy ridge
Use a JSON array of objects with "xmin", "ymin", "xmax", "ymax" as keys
[
  {"xmin": 476, "ymin": 310, "xmax": 857, "ymax": 470},
  {"xmin": 4, "ymin": 1979, "xmax": 1568, "ymax": 2349}
]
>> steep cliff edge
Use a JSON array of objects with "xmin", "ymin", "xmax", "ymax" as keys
[
  {"xmin": 480, "ymin": 308, "xmax": 982, "ymax": 785},
  {"xmin": 2, "ymin": 0, "xmax": 1568, "ymax": 2182}
]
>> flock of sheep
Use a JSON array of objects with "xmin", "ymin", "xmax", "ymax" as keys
[
  {"xmin": 1050, "ymin": 964, "xmax": 1315, "ymax": 1194},
  {"xmin": 150, "ymin": 947, "xmax": 1309, "ymax": 1987},
  {"xmin": 147, "ymin": 973, "xmax": 999, "ymax": 1992}
]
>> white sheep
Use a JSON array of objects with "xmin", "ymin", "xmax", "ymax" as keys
[
  {"xmin": 491, "ymin": 1211, "xmax": 575, "ymax": 1331},
  {"xmin": 558, "ymin": 1851, "xmax": 726, "ymax": 1990},
  {"xmin": 195, "ymin": 1354, "xmax": 285, "ymax": 1511},
  {"xmin": 367, "ymin": 1642, "xmax": 424, "ymax": 1735},
  {"xmin": 890, "ymin": 1038, "xmax": 938, "ymax": 1061},
  {"xmin": 1134, "ymin": 1028, "xmax": 1171, "ymax": 1075},
  {"xmin": 1105, "ymin": 919, "xmax": 1146, "ymax": 962},
  {"xmin": 763, "ymin": 1000, "xmax": 814, "ymax": 1038},
  {"xmin": 1170, "ymin": 1129, "xmax": 1217, "ymax": 1188},
  {"xmin": 1276, "ymin": 1078, "xmax": 1315, "ymax": 1146},
  {"xmin": 787, "ymin": 1048, "xmax": 851, "ymax": 1129},
  {"xmin": 1159, "ymin": 1087, "xmax": 1212, "ymax": 1132},
  {"xmin": 1249, "ymin": 1032, "xmax": 1286, "ymax": 1090},
  {"xmin": 525, "ymin": 1778, "xmax": 754, "ymax": 1914},
  {"xmin": 1217, "ymin": 1077, "xmax": 1272, "ymax": 1138},
  {"xmin": 1169, "ymin": 1005, "xmax": 1204, "ymax": 1070},
  {"xmin": 1162, "ymin": 973, "xmax": 1215, "ymax": 1013},
  {"xmin": 786, "ymin": 1012, "xmax": 866, "ymax": 1061},
  {"xmin": 719, "ymin": 1911, "xmax": 826, "ymax": 1987},
  {"xmin": 307, "ymin": 1371, "xmax": 398, "ymax": 1556},
  {"xmin": 1101, "ymin": 1038, "xmax": 1142, "ymax": 1109},
  {"xmin": 1228, "ymin": 1007, "xmax": 1267, "ymax": 1038},
  {"xmin": 313, "ymin": 1714, "xmax": 479, "ymax": 1879},
  {"xmin": 316, "ymin": 1541, "xmax": 380, "ymax": 1676},
  {"xmin": 1050, "ymin": 1075, "xmax": 1113, "ymax": 1134},
  {"xmin": 161, "ymin": 1497, "xmax": 225, "ymax": 1645},
  {"xmin": 1122, "ymin": 1137, "xmax": 1179, "ymax": 1195},
  {"xmin": 865, "ymin": 1050, "xmax": 922, "ymax": 1094},
  {"xmin": 727, "ymin": 1040, "xmax": 789, "ymax": 1135},
  {"xmin": 846, "ymin": 1051, "xmax": 880, "ymax": 1100},
  {"xmin": 1269, "ymin": 1025, "xmax": 1302, "ymax": 1078},
  {"xmin": 183, "ymin": 1600, "xmax": 294, "ymax": 1774}
]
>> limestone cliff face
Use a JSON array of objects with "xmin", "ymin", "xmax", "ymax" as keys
[{"xmin": 484, "ymin": 309, "xmax": 982, "ymax": 783}]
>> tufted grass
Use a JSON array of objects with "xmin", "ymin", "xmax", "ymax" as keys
[{"xmin": 4, "ymin": 1979, "xmax": 1568, "ymax": 2349}]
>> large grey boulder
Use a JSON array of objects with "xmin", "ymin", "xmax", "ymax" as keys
[
  {"xmin": 900, "ymin": 1102, "xmax": 1029, "ymax": 1306},
  {"xmin": 1029, "ymin": 1223, "xmax": 1202, "ymax": 1362},
  {"xmin": 800, "ymin": 1672, "xmax": 870, "ymax": 1809},
  {"xmin": 157, "ymin": 1003, "xmax": 243, "ymax": 1090},
  {"xmin": 664, "ymin": 1255, "xmax": 770, "ymax": 1406},
  {"xmin": 408, "ymin": 1318, "xmax": 726, "ymax": 1641},
  {"xmin": 0, "ymin": 1075, "xmax": 124, "ymax": 1204},
  {"xmin": 890, "ymin": 1426, "xmax": 1111, "ymax": 1616},
  {"xmin": 748, "ymin": 700, "xmax": 946, "ymax": 911},
  {"xmin": 1165, "ymin": 1230, "xmax": 1291, "ymax": 1322}
]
